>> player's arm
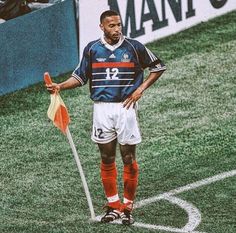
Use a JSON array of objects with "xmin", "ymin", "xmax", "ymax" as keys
[
  {"xmin": 46, "ymin": 76, "xmax": 82, "ymax": 94},
  {"xmin": 46, "ymin": 45, "xmax": 89, "ymax": 94},
  {"xmin": 123, "ymin": 70, "xmax": 164, "ymax": 109}
]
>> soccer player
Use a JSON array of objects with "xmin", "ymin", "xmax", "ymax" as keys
[{"xmin": 46, "ymin": 10, "xmax": 166, "ymax": 225}]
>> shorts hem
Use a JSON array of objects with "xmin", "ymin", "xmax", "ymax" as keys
[
  {"xmin": 118, "ymin": 139, "xmax": 142, "ymax": 146},
  {"xmin": 91, "ymin": 136, "xmax": 117, "ymax": 144},
  {"xmin": 91, "ymin": 137, "xmax": 142, "ymax": 145}
]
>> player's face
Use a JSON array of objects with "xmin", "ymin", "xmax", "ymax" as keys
[{"xmin": 100, "ymin": 15, "xmax": 122, "ymax": 45}]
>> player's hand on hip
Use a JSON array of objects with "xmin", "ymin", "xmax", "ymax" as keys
[
  {"xmin": 46, "ymin": 83, "xmax": 60, "ymax": 94},
  {"xmin": 123, "ymin": 87, "xmax": 144, "ymax": 109}
]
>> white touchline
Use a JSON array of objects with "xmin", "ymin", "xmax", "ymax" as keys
[
  {"xmin": 134, "ymin": 169, "xmax": 236, "ymax": 208},
  {"xmin": 95, "ymin": 169, "xmax": 236, "ymax": 233}
]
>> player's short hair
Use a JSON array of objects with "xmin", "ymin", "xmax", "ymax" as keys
[{"xmin": 100, "ymin": 10, "xmax": 120, "ymax": 23}]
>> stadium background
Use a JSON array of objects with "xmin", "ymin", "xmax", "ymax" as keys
[{"xmin": 0, "ymin": 0, "xmax": 236, "ymax": 96}]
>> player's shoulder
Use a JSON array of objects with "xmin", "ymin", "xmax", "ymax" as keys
[
  {"xmin": 124, "ymin": 36, "xmax": 146, "ymax": 51},
  {"xmin": 124, "ymin": 36, "xmax": 145, "ymax": 48},
  {"xmin": 84, "ymin": 39, "xmax": 101, "ymax": 51}
]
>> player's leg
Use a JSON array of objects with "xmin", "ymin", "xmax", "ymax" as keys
[
  {"xmin": 91, "ymin": 103, "xmax": 121, "ymax": 222},
  {"xmin": 115, "ymin": 103, "xmax": 141, "ymax": 224},
  {"xmin": 98, "ymin": 140, "xmax": 121, "ymax": 222},
  {"xmin": 98, "ymin": 139, "xmax": 117, "ymax": 164},
  {"xmin": 119, "ymin": 144, "xmax": 138, "ymax": 225}
]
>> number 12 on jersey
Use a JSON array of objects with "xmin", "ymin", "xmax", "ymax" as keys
[{"xmin": 105, "ymin": 68, "xmax": 119, "ymax": 80}]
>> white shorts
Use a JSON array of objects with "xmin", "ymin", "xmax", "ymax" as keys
[{"xmin": 91, "ymin": 102, "xmax": 142, "ymax": 145}]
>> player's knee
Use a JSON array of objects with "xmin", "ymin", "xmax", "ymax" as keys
[
  {"xmin": 101, "ymin": 153, "xmax": 115, "ymax": 164},
  {"xmin": 122, "ymin": 153, "xmax": 135, "ymax": 165}
]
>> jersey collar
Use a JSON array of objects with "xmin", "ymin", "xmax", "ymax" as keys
[{"xmin": 101, "ymin": 34, "xmax": 125, "ymax": 51}]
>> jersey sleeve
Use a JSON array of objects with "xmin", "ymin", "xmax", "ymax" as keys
[
  {"xmin": 71, "ymin": 45, "xmax": 91, "ymax": 85},
  {"xmin": 138, "ymin": 44, "xmax": 166, "ymax": 72}
]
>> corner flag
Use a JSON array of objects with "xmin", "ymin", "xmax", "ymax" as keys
[{"xmin": 44, "ymin": 72, "xmax": 95, "ymax": 220}]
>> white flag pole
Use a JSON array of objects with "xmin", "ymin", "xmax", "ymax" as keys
[{"xmin": 65, "ymin": 127, "xmax": 96, "ymax": 220}]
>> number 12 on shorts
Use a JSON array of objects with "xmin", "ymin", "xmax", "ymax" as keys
[{"xmin": 94, "ymin": 127, "xmax": 104, "ymax": 139}]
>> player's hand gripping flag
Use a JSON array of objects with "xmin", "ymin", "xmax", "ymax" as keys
[{"xmin": 44, "ymin": 72, "xmax": 70, "ymax": 134}]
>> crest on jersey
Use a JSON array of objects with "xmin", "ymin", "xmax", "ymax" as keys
[{"xmin": 121, "ymin": 53, "xmax": 130, "ymax": 62}]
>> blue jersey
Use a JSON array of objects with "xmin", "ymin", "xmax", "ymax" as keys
[{"xmin": 72, "ymin": 36, "xmax": 166, "ymax": 102}]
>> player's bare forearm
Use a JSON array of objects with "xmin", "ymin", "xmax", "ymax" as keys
[
  {"xmin": 123, "ymin": 70, "xmax": 165, "ymax": 109},
  {"xmin": 46, "ymin": 76, "xmax": 81, "ymax": 94},
  {"xmin": 59, "ymin": 77, "xmax": 81, "ymax": 91},
  {"xmin": 140, "ymin": 70, "xmax": 165, "ymax": 92}
]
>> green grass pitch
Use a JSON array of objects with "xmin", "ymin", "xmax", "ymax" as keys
[{"xmin": 0, "ymin": 11, "xmax": 236, "ymax": 233}]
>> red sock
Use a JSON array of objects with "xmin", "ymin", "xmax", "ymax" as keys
[
  {"xmin": 123, "ymin": 161, "xmax": 139, "ymax": 204},
  {"xmin": 100, "ymin": 162, "xmax": 120, "ymax": 209}
]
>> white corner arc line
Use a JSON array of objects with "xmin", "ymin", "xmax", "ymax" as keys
[
  {"xmin": 135, "ymin": 169, "xmax": 236, "ymax": 209},
  {"xmin": 163, "ymin": 195, "xmax": 201, "ymax": 232}
]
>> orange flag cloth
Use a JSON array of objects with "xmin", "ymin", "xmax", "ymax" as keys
[{"xmin": 47, "ymin": 93, "xmax": 70, "ymax": 134}]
